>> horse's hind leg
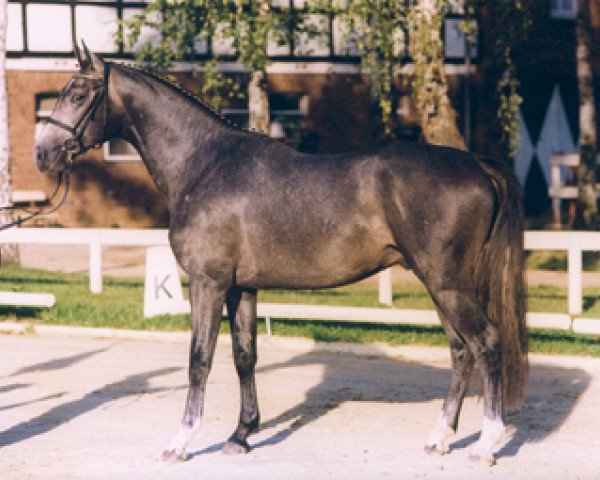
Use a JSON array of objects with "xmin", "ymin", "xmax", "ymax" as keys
[
  {"xmin": 429, "ymin": 289, "xmax": 505, "ymax": 465},
  {"xmin": 162, "ymin": 276, "xmax": 226, "ymax": 462},
  {"xmin": 223, "ymin": 286, "xmax": 260, "ymax": 454},
  {"xmin": 425, "ymin": 313, "xmax": 474, "ymax": 455}
]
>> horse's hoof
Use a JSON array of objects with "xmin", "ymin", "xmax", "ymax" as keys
[
  {"xmin": 161, "ymin": 449, "xmax": 187, "ymax": 463},
  {"xmin": 468, "ymin": 453, "xmax": 496, "ymax": 466},
  {"xmin": 424, "ymin": 444, "xmax": 449, "ymax": 456},
  {"xmin": 222, "ymin": 439, "xmax": 251, "ymax": 455}
]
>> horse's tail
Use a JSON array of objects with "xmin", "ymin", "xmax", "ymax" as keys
[{"xmin": 477, "ymin": 156, "xmax": 528, "ymax": 411}]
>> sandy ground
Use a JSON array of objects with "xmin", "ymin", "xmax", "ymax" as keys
[{"xmin": 2, "ymin": 332, "xmax": 600, "ymax": 480}]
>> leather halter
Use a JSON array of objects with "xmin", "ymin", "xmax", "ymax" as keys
[{"xmin": 46, "ymin": 62, "xmax": 110, "ymax": 155}]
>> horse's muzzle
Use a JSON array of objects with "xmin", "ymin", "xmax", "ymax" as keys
[{"xmin": 34, "ymin": 143, "xmax": 69, "ymax": 172}]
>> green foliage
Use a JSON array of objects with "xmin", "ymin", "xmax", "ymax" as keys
[
  {"xmin": 331, "ymin": 0, "xmax": 407, "ymax": 137},
  {"xmin": 489, "ymin": 0, "xmax": 533, "ymax": 157},
  {"xmin": 121, "ymin": 0, "xmax": 293, "ymax": 111}
]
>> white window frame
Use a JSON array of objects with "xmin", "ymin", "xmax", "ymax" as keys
[{"xmin": 102, "ymin": 140, "xmax": 141, "ymax": 162}]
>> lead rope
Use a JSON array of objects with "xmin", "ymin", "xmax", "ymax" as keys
[{"xmin": 0, "ymin": 156, "xmax": 73, "ymax": 232}]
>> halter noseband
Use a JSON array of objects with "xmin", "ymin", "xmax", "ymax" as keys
[{"xmin": 46, "ymin": 62, "xmax": 110, "ymax": 155}]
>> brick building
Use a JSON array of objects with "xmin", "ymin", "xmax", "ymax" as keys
[{"xmin": 5, "ymin": 0, "xmax": 600, "ymax": 227}]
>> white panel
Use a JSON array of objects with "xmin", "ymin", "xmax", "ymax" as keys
[
  {"xmin": 536, "ymin": 86, "xmax": 576, "ymax": 186},
  {"xmin": 294, "ymin": 14, "xmax": 329, "ymax": 57},
  {"xmin": 212, "ymin": 22, "xmax": 235, "ymax": 56},
  {"xmin": 444, "ymin": 19, "xmax": 477, "ymax": 59},
  {"xmin": 267, "ymin": 28, "xmax": 291, "ymax": 56},
  {"xmin": 122, "ymin": 8, "xmax": 160, "ymax": 53},
  {"xmin": 75, "ymin": 6, "xmax": 119, "ymax": 53},
  {"xmin": 514, "ymin": 110, "xmax": 535, "ymax": 186},
  {"xmin": 7, "ymin": 3, "xmax": 23, "ymax": 51},
  {"xmin": 332, "ymin": 16, "xmax": 361, "ymax": 56},
  {"xmin": 27, "ymin": 4, "xmax": 72, "ymax": 52}
]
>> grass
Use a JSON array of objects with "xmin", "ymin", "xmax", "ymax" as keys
[
  {"xmin": 526, "ymin": 250, "xmax": 600, "ymax": 271},
  {"xmin": 1, "ymin": 264, "xmax": 599, "ymax": 357}
]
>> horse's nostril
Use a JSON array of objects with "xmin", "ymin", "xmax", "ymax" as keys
[{"xmin": 34, "ymin": 145, "xmax": 48, "ymax": 165}]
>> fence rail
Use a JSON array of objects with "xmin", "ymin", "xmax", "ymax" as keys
[{"xmin": 2, "ymin": 228, "xmax": 600, "ymax": 333}]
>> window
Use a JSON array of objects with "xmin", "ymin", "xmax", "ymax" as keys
[
  {"xmin": 550, "ymin": 0, "xmax": 577, "ymax": 19},
  {"xmin": 294, "ymin": 14, "xmax": 330, "ymax": 57},
  {"xmin": 8, "ymin": 0, "xmax": 479, "ymax": 65},
  {"xmin": 75, "ymin": 6, "xmax": 119, "ymax": 53},
  {"xmin": 27, "ymin": 4, "xmax": 71, "ymax": 52},
  {"xmin": 103, "ymin": 139, "xmax": 141, "ymax": 162},
  {"xmin": 121, "ymin": 8, "xmax": 162, "ymax": 54},
  {"xmin": 222, "ymin": 93, "xmax": 309, "ymax": 150},
  {"xmin": 35, "ymin": 93, "xmax": 58, "ymax": 141},
  {"xmin": 444, "ymin": 18, "xmax": 477, "ymax": 60},
  {"xmin": 7, "ymin": 3, "xmax": 23, "ymax": 51}
]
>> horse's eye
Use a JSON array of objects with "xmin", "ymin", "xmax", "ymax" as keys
[{"xmin": 71, "ymin": 92, "xmax": 87, "ymax": 104}]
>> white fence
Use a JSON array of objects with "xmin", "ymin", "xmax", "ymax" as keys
[
  {"xmin": 0, "ymin": 228, "xmax": 169, "ymax": 293},
  {"xmin": 1, "ymin": 228, "xmax": 600, "ymax": 334}
]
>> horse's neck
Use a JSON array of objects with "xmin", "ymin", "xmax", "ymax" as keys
[{"xmin": 111, "ymin": 66, "xmax": 229, "ymax": 204}]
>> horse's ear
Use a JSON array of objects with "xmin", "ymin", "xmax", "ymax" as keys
[
  {"xmin": 74, "ymin": 41, "xmax": 85, "ymax": 70},
  {"xmin": 80, "ymin": 39, "xmax": 104, "ymax": 75}
]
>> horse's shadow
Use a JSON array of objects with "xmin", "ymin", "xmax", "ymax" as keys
[
  {"xmin": 192, "ymin": 346, "xmax": 590, "ymax": 461},
  {"xmin": 0, "ymin": 366, "xmax": 183, "ymax": 448}
]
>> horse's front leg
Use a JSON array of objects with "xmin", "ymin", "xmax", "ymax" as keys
[
  {"xmin": 162, "ymin": 275, "xmax": 226, "ymax": 462},
  {"xmin": 223, "ymin": 286, "xmax": 260, "ymax": 454}
]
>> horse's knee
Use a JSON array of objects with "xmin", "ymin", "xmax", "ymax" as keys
[
  {"xmin": 234, "ymin": 348, "xmax": 257, "ymax": 377},
  {"xmin": 189, "ymin": 353, "xmax": 212, "ymax": 386}
]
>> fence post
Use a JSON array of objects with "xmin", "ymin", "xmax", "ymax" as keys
[
  {"xmin": 378, "ymin": 268, "xmax": 393, "ymax": 305},
  {"xmin": 89, "ymin": 237, "xmax": 102, "ymax": 294},
  {"xmin": 568, "ymin": 233, "xmax": 582, "ymax": 315}
]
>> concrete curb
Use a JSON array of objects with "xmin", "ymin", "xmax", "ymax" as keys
[{"xmin": 0, "ymin": 321, "xmax": 451, "ymax": 363}]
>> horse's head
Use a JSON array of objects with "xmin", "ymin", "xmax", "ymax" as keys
[{"xmin": 34, "ymin": 42, "xmax": 109, "ymax": 172}]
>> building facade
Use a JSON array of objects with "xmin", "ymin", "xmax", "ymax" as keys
[{"xmin": 5, "ymin": 0, "xmax": 600, "ymax": 227}]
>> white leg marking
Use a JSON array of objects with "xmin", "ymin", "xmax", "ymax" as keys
[
  {"xmin": 163, "ymin": 421, "xmax": 202, "ymax": 460},
  {"xmin": 470, "ymin": 416, "xmax": 506, "ymax": 464},
  {"xmin": 425, "ymin": 412, "xmax": 454, "ymax": 455}
]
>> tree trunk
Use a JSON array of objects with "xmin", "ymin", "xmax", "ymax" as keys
[
  {"xmin": 0, "ymin": 0, "xmax": 19, "ymax": 263},
  {"xmin": 408, "ymin": 0, "xmax": 466, "ymax": 150},
  {"xmin": 247, "ymin": 69, "xmax": 270, "ymax": 135},
  {"xmin": 574, "ymin": 0, "xmax": 598, "ymax": 229}
]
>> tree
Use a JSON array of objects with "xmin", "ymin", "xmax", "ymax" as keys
[
  {"xmin": 488, "ymin": 0, "xmax": 532, "ymax": 159},
  {"xmin": 123, "ymin": 0, "xmax": 296, "ymax": 135},
  {"xmin": 574, "ymin": 0, "xmax": 598, "ymax": 229},
  {"xmin": 407, "ymin": 0, "xmax": 466, "ymax": 149},
  {"xmin": 334, "ymin": 0, "xmax": 406, "ymax": 138},
  {"xmin": 0, "ymin": 0, "xmax": 19, "ymax": 262}
]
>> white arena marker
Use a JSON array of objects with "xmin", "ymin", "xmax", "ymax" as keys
[{"xmin": 143, "ymin": 246, "xmax": 190, "ymax": 317}]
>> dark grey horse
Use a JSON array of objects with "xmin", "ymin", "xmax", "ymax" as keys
[{"xmin": 34, "ymin": 45, "xmax": 527, "ymax": 466}]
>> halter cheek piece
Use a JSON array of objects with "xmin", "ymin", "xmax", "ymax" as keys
[{"xmin": 46, "ymin": 62, "xmax": 110, "ymax": 156}]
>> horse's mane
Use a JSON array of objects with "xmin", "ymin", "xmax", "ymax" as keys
[{"xmin": 113, "ymin": 61, "xmax": 242, "ymax": 131}]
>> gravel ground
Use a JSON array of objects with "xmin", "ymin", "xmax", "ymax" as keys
[{"xmin": 2, "ymin": 332, "xmax": 600, "ymax": 479}]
